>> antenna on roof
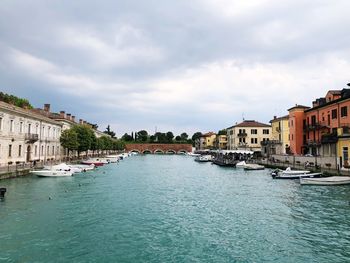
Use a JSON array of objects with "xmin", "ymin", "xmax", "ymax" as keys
[{"xmin": 242, "ymin": 112, "xmax": 245, "ymax": 121}]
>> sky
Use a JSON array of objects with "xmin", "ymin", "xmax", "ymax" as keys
[{"xmin": 1, "ymin": 0, "xmax": 350, "ymax": 137}]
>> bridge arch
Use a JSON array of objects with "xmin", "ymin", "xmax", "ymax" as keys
[
  {"xmin": 177, "ymin": 150, "xmax": 187, "ymax": 154},
  {"xmin": 154, "ymin": 149, "xmax": 164, "ymax": 154},
  {"xmin": 166, "ymin": 150, "xmax": 176, "ymax": 154},
  {"xmin": 130, "ymin": 149, "xmax": 140, "ymax": 154},
  {"xmin": 143, "ymin": 150, "xmax": 152, "ymax": 154}
]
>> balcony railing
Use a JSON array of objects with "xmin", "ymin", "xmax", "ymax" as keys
[
  {"xmin": 303, "ymin": 123, "xmax": 328, "ymax": 131},
  {"xmin": 237, "ymin": 132, "xmax": 247, "ymax": 137},
  {"xmin": 305, "ymin": 139, "xmax": 321, "ymax": 146},
  {"xmin": 25, "ymin": 133, "xmax": 39, "ymax": 143},
  {"xmin": 321, "ymin": 133, "xmax": 338, "ymax": 144}
]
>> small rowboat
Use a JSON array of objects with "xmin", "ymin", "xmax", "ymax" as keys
[{"xmin": 300, "ymin": 176, "xmax": 350, "ymax": 185}]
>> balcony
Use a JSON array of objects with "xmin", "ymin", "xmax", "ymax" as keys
[
  {"xmin": 303, "ymin": 123, "xmax": 326, "ymax": 131},
  {"xmin": 237, "ymin": 132, "xmax": 247, "ymax": 137},
  {"xmin": 305, "ymin": 140, "xmax": 321, "ymax": 146},
  {"xmin": 261, "ymin": 140, "xmax": 281, "ymax": 146},
  {"xmin": 321, "ymin": 133, "xmax": 338, "ymax": 144},
  {"xmin": 25, "ymin": 133, "xmax": 39, "ymax": 143}
]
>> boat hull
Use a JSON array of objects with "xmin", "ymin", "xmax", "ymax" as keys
[
  {"xmin": 274, "ymin": 172, "xmax": 322, "ymax": 179},
  {"xmin": 300, "ymin": 176, "xmax": 350, "ymax": 185},
  {"xmin": 31, "ymin": 170, "xmax": 73, "ymax": 177}
]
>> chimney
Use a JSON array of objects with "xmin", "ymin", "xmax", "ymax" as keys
[
  {"xmin": 72, "ymin": 116, "xmax": 76, "ymax": 122},
  {"xmin": 44, "ymin": 104, "xmax": 50, "ymax": 112},
  {"xmin": 66, "ymin": 113, "xmax": 71, "ymax": 120},
  {"xmin": 83, "ymin": 120, "xmax": 87, "ymax": 124},
  {"xmin": 60, "ymin": 111, "xmax": 65, "ymax": 118},
  {"xmin": 79, "ymin": 119, "xmax": 83, "ymax": 124},
  {"xmin": 274, "ymin": 116, "xmax": 277, "ymax": 120}
]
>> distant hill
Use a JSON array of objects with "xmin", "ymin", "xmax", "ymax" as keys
[{"xmin": 0, "ymin": 91, "xmax": 33, "ymax": 109}]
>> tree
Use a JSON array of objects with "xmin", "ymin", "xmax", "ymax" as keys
[
  {"xmin": 180, "ymin": 132, "xmax": 188, "ymax": 141},
  {"xmin": 166, "ymin": 131, "xmax": 174, "ymax": 143},
  {"xmin": 71, "ymin": 125, "xmax": 95, "ymax": 156},
  {"xmin": 104, "ymin": 125, "xmax": 116, "ymax": 138},
  {"xmin": 175, "ymin": 135, "xmax": 182, "ymax": 142},
  {"xmin": 121, "ymin": 133, "xmax": 133, "ymax": 142},
  {"xmin": 60, "ymin": 129, "xmax": 79, "ymax": 156},
  {"xmin": 218, "ymin": 129, "xmax": 227, "ymax": 135},
  {"xmin": 137, "ymin": 130, "xmax": 148, "ymax": 142},
  {"xmin": 191, "ymin": 132, "xmax": 202, "ymax": 146}
]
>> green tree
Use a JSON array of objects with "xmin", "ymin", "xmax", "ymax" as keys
[
  {"xmin": 60, "ymin": 129, "xmax": 79, "ymax": 156},
  {"xmin": 180, "ymin": 132, "xmax": 188, "ymax": 141},
  {"xmin": 121, "ymin": 133, "xmax": 133, "ymax": 142},
  {"xmin": 166, "ymin": 131, "xmax": 174, "ymax": 143},
  {"xmin": 218, "ymin": 129, "xmax": 227, "ymax": 135},
  {"xmin": 71, "ymin": 125, "xmax": 95, "ymax": 156},
  {"xmin": 191, "ymin": 132, "xmax": 202, "ymax": 146},
  {"xmin": 175, "ymin": 135, "xmax": 182, "ymax": 142},
  {"xmin": 104, "ymin": 125, "xmax": 116, "ymax": 138},
  {"xmin": 137, "ymin": 130, "xmax": 148, "ymax": 142}
]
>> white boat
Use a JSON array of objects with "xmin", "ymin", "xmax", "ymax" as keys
[
  {"xmin": 45, "ymin": 163, "xmax": 82, "ymax": 173},
  {"xmin": 31, "ymin": 170, "xmax": 73, "ymax": 177},
  {"xmin": 187, "ymin": 152, "xmax": 201, "ymax": 157},
  {"xmin": 244, "ymin": 164, "xmax": 265, "ymax": 170},
  {"xmin": 69, "ymin": 164, "xmax": 95, "ymax": 172},
  {"xmin": 236, "ymin": 161, "xmax": 247, "ymax": 168},
  {"xmin": 82, "ymin": 158, "xmax": 108, "ymax": 166},
  {"xmin": 195, "ymin": 155, "xmax": 212, "ymax": 162},
  {"xmin": 103, "ymin": 156, "xmax": 120, "ymax": 163},
  {"xmin": 282, "ymin": 167, "xmax": 310, "ymax": 175},
  {"xmin": 300, "ymin": 176, "xmax": 350, "ymax": 185},
  {"xmin": 274, "ymin": 172, "xmax": 322, "ymax": 180}
]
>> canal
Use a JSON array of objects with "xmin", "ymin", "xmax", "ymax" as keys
[{"xmin": 1, "ymin": 155, "xmax": 350, "ymax": 262}]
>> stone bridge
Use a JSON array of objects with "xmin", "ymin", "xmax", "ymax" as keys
[{"xmin": 125, "ymin": 143, "xmax": 192, "ymax": 154}]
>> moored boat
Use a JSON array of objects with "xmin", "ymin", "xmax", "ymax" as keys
[
  {"xmin": 44, "ymin": 163, "xmax": 82, "ymax": 173},
  {"xmin": 31, "ymin": 170, "xmax": 73, "ymax": 177},
  {"xmin": 236, "ymin": 161, "xmax": 247, "ymax": 168},
  {"xmin": 300, "ymin": 176, "xmax": 350, "ymax": 185},
  {"xmin": 271, "ymin": 167, "xmax": 310, "ymax": 178},
  {"xmin": 69, "ymin": 164, "xmax": 95, "ymax": 172},
  {"xmin": 187, "ymin": 152, "xmax": 201, "ymax": 157},
  {"xmin": 244, "ymin": 164, "xmax": 265, "ymax": 170},
  {"xmin": 195, "ymin": 155, "xmax": 212, "ymax": 162},
  {"xmin": 274, "ymin": 172, "xmax": 322, "ymax": 179},
  {"xmin": 82, "ymin": 158, "xmax": 108, "ymax": 166}
]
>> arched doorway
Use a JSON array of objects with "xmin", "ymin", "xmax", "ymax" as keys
[{"xmin": 26, "ymin": 145, "xmax": 31, "ymax": 162}]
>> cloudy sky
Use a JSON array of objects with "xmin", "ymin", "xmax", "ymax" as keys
[{"xmin": 1, "ymin": 0, "xmax": 350, "ymax": 137}]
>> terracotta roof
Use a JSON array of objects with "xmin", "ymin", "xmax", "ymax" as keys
[
  {"xmin": 327, "ymin": 90, "xmax": 342, "ymax": 95},
  {"xmin": 201, "ymin": 132, "xmax": 216, "ymax": 137},
  {"xmin": 270, "ymin": 115, "xmax": 289, "ymax": 123},
  {"xmin": 287, "ymin": 104, "xmax": 310, "ymax": 111},
  {"xmin": 232, "ymin": 120, "xmax": 271, "ymax": 128}
]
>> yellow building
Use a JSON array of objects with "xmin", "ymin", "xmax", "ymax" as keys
[
  {"xmin": 268, "ymin": 115, "xmax": 290, "ymax": 155},
  {"xmin": 337, "ymin": 127, "xmax": 350, "ymax": 169},
  {"xmin": 199, "ymin": 132, "xmax": 217, "ymax": 150},
  {"xmin": 214, "ymin": 135, "xmax": 227, "ymax": 150}
]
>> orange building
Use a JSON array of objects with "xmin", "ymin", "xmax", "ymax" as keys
[{"xmin": 288, "ymin": 88, "xmax": 350, "ymax": 157}]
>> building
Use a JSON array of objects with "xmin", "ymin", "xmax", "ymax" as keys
[
  {"xmin": 226, "ymin": 120, "xmax": 272, "ymax": 152},
  {"xmin": 262, "ymin": 115, "xmax": 290, "ymax": 156},
  {"xmin": 214, "ymin": 134, "xmax": 228, "ymax": 150},
  {"xmin": 287, "ymin": 88, "xmax": 350, "ymax": 169},
  {"xmin": 199, "ymin": 132, "xmax": 217, "ymax": 150},
  {"xmin": 0, "ymin": 101, "xmax": 62, "ymax": 166}
]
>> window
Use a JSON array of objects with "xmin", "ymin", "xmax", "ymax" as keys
[
  {"xmin": 47, "ymin": 146, "xmax": 50, "ymax": 156},
  {"xmin": 36, "ymin": 124, "xmax": 39, "ymax": 134},
  {"xmin": 35, "ymin": 145, "xmax": 38, "ymax": 156},
  {"xmin": 251, "ymin": 138, "xmax": 257, "ymax": 144},
  {"xmin": 28, "ymin": 123, "xmax": 31, "ymax": 134},
  {"xmin": 20, "ymin": 122, "xmax": 23, "ymax": 133},
  {"xmin": 263, "ymin": 129, "xmax": 269, "ymax": 134},
  {"xmin": 0, "ymin": 117, "xmax": 2, "ymax": 130},
  {"xmin": 52, "ymin": 146, "xmax": 55, "ymax": 155},
  {"xmin": 9, "ymin": 144, "xmax": 12, "ymax": 157},
  {"xmin": 251, "ymin": 129, "xmax": 257, "ymax": 134},
  {"xmin": 341, "ymin": 106, "xmax": 347, "ymax": 117},
  {"xmin": 332, "ymin": 109, "xmax": 337, "ymax": 119},
  {"xmin": 10, "ymin": 120, "xmax": 14, "ymax": 132},
  {"xmin": 41, "ymin": 145, "xmax": 44, "ymax": 155},
  {"xmin": 18, "ymin": 145, "xmax": 22, "ymax": 157},
  {"xmin": 311, "ymin": 115, "xmax": 316, "ymax": 125}
]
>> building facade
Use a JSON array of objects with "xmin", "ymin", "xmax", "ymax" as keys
[
  {"xmin": 0, "ymin": 101, "xmax": 62, "ymax": 166},
  {"xmin": 199, "ymin": 132, "xmax": 217, "ymax": 150},
  {"xmin": 263, "ymin": 115, "xmax": 290, "ymax": 155},
  {"xmin": 214, "ymin": 135, "xmax": 228, "ymax": 150},
  {"xmin": 227, "ymin": 120, "xmax": 272, "ymax": 152}
]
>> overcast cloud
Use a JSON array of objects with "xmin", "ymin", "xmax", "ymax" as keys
[{"xmin": 1, "ymin": 0, "xmax": 350, "ymax": 136}]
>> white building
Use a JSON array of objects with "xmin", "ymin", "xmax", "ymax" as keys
[
  {"xmin": 0, "ymin": 101, "xmax": 62, "ymax": 166},
  {"xmin": 227, "ymin": 120, "xmax": 272, "ymax": 152}
]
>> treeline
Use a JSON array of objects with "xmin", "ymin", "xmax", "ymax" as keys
[
  {"xmin": 121, "ymin": 130, "xmax": 203, "ymax": 145},
  {"xmin": 0, "ymin": 92, "xmax": 33, "ymax": 109},
  {"xmin": 60, "ymin": 125, "xmax": 125, "ymax": 156}
]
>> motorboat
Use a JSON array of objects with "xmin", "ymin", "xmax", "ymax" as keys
[
  {"xmin": 236, "ymin": 161, "xmax": 247, "ymax": 168},
  {"xmin": 69, "ymin": 164, "xmax": 95, "ymax": 172},
  {"xmin": 273, "ymin": 172, "xmax": 322, "ymax": 179},
  {"xmin": 195, "ymin": 155, "xmax": 212, "ymax": 162},
  {"xmin": 81, "ymin": 158, "xmax": 108, "ymax": 166},
  {"xmin": 31, "ymin": 170, "xmax": 73, "ymax": 177},
  {"xmin": 244, "ymin": 164, "xmax": 265, "ymax": 170},
  {"xmin": 44, "ymin": 163, "xmax": 82, "ymax": 173},
  {"xmin": 187, "ymin": 152, "xmax": 201, "ymax": 157},
  {"xmin": 300, "ymin": 176, "xmax": 350, "ymax": 185},
  {"xmin": 271, "ymin": 167, "xmax": 310, "ymax": 178},
  {"xmin": 104, "ymin": 156, "xmax": 120, "ymax": 163}
]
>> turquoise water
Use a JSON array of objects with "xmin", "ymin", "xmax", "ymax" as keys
[{"xmin": 1, "ymin": 155, "xmax": 350, "ymax": 263}]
